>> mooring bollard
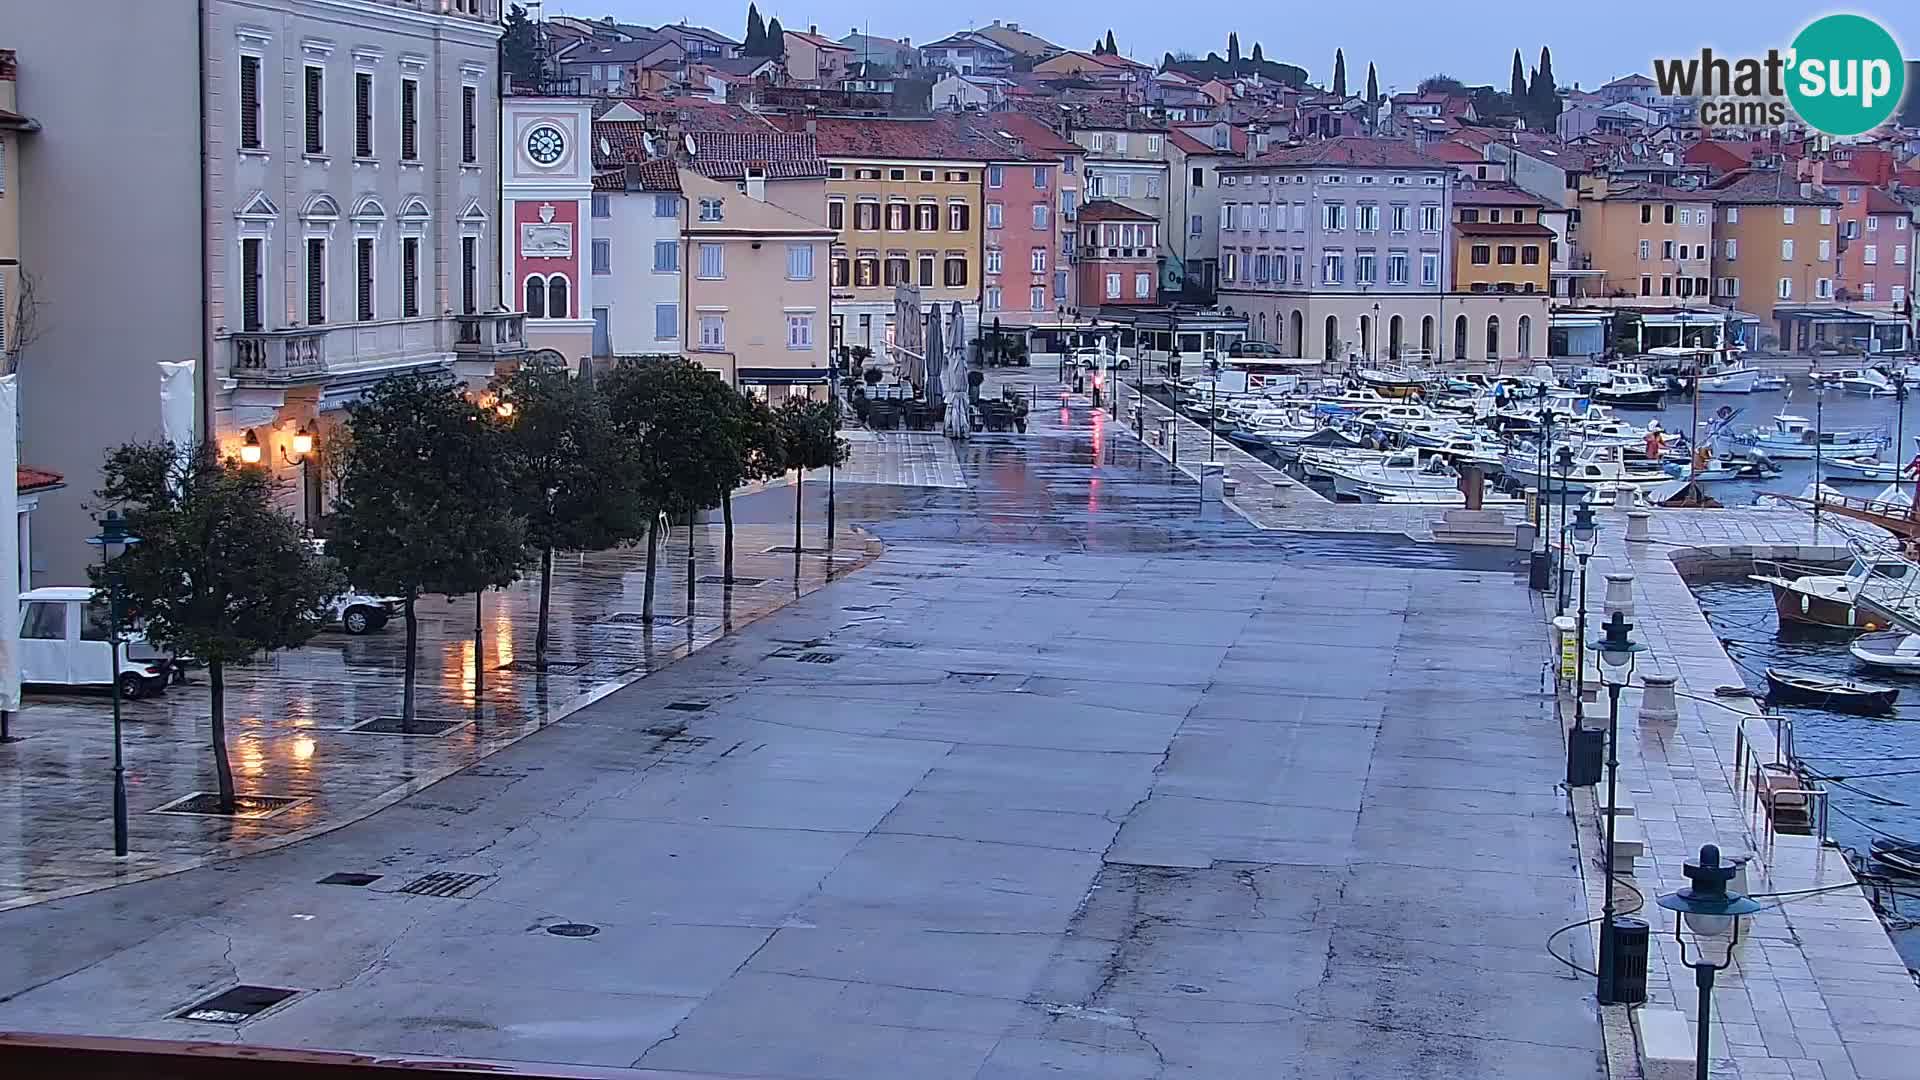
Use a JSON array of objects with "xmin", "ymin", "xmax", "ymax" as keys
[
  {"xmin": 1625, "ymin": 509, "xmax": 1652, "ymax": 543},
  {"xmin": 1603, "ymin": 572, "xmax": 1635, "ymax": 619},
  {"xmin": 1638, "ymin": 672, "xmax": 1678, "ymax": 723}
]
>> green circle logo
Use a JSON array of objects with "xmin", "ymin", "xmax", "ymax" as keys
[{"xmin": 1787, "ymin": 14, "xmax": 1906, "ymax": 137}]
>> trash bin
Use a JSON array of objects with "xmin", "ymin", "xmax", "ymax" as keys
[
  {"xmin": 1566, "ymin": 726, "xmax": 1604, "ymax": 787},
  {"xmin": 1529, "ymin": 550, "xmax": 1553, "ymax": 592},
  {"xmin": 1604, "ymin": 917, "xmax": 1650, "ymax": 1004}
]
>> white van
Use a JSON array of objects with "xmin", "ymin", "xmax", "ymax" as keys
[{"xmin": 16, "ymin": 587, "xmax": 173, "ymax": 699}]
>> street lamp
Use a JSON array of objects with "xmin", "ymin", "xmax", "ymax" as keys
[
  {"xmin": 1571, "ymin": 503, "xmax": 1599, "ymax": 730},
  {"xmin": 1555, "ymin": 444, "xmax": 1576, "ymax": 616},
  {"xmin": 1206, "ymin": 355, "xmax": 1221, "ymax": 462},
  {"xmin": 1168, "ymin": 345, "xmax": 1183, "ymax": 463},
  {"xmin": 1595, "ymin": 608, "xmax": 1648, "ymax": 1005},
  {"xmin": 1538, "ymin": 406, "xmax": 1558, "ymax": 559},
  {"xmin": 87, "ymin": 510, "xmax": 141, "ymax": 858},
  {"xmin": 1655, "ymin": 845, "xmax": 1765, "ymax": 1080},
  {"xmin": 1813, "ymin": 380, "xmax": 1826, "ymax": 542}
]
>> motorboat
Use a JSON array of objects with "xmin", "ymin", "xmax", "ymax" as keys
[
  {"xmin": 1339, "ymin": 451, "xmax": 1462, "ymax": 502},
  {"xmin": 1749, "ymin": 551, "xmax": 1917, "ymax": 630},
  {"xmin": 1398, "ymin": 417, "xmax": 1468, "ymax": 448},
  {"xmin": 1421, "ymin": 434, "xmax": 1506, "ymax": 471},
  {"xmin": 1849, "ymin": 630, "xmax": 1920, "ymax": 672},
  {"xmin": 1813, "ymin": 367, "xmax": 1894, "ymax": 396},
  {"xmin": 1266, "ymin": 425, "xmax": 1365, "ymax": 464},
  {"xmin": 1312, "ymin": 387, "xmax": 1398, "ymax": 415},
  {"xmin": 1752, "ymin": 373, "xmax": 1790, "ymax": 392},
  {"xmin": 1667, "ymin": 448, "xmax": 1778, "ymax": 483},
  {"xmin": 1721, "ymin": 414, "xmax": 1886, "ymax": 459},
  {"xmin": 1501, "ymin": 443, "xmax": 1672, "ymax": 493},
  {"xmin": 1697, "ymin": 360, "xmax": 1762, "ymax": 394},
  {"xmin": 1589, "ymin": 369, "xmax": 1668, "ymax": 409},
  {"xmin": 1821, "ymin": 455, "xmax": 1910, "ymax": 483},
  {"xmin": 1869, "ymin": 838, "xmax": 1920, "ymax": 876},
  {"xmin": 1764, "ymin": 668, "xmax": 1898, "ymax": 714},
  {"xmin": 1355, "ymin": 364, "xmax": 1430, "ymax": 399}
]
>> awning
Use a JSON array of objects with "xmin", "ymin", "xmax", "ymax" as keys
[
  {"xmin": 1639, "ymin": 311, "xmax": 1722, "ymax": 327},
  {"xmin": 1550, "ymin": 313, "xmax": 1611, "ymax": 328},
  {"xmin": 1775, "ymin": 308, "xmax": 1874, "ymax": 324},
  {"xmin": 737, "ymin": 367, "xmax": 832, "ymax": 385}
]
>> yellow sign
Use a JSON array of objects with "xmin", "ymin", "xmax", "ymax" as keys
[{"xmin": 1560, "ymin": 632, "xmax": 1578, "ymax": 681}]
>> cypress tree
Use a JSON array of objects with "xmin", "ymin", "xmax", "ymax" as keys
[
  {"xmin": 1332, "ymin": 49, "xmax": 1347, "ymax": 97},
  {"xmin": 1251, "ymin": 42, "xmax": 1264, "ymax": 65},
  {"xmin": 1104, "ymin": 30, "xmax": 1117, "ymax": 55},
  {"xmin": 1228, "ymin": 33, "xmax": 1240, "ymax": 67},
  {"xmin": 766, "ymin": 16, "xmax": 785, "ymax": 57},
  {"xmin": 1510, "ymin": 49, "xmax": 1527, "ymax": 102},
  {"xmin": 744, "ymin": 5, "xmax": 765, "ymax": 55}
]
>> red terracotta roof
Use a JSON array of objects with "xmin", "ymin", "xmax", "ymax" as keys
[
  {"xmin": 686, "ymin": 130, "xmax": 827, "ymax": 180},
  {"xmin": 1708, "ymin": 168, "xmax": 1840, "ymax": 205},
  {"xmin": 1454, "ymin": 186, "xmax": 1546, "ymax": 207},
  {"xmin": 988, "ymin": 111, "xmax": 1081, "ymax": 156},
  {"xmin": 1454, "ymin": 221, "xmax": 1557, "ymax": 237},
  {"xmin": 1230, "ymin": 137, "xmax": 1447, "ymax": 170},
  {"xmin": 1173, "ymin": 124, "xmax": 1246, "ymax": 155},
  {"xmin": 1425, "ymin": 140, "xmax": 1486, "ymax": 164},
  {"xmin": 1077, "ymin": 198, "xmax": 1156, "ymax": 222},
  {"xmin": 17, "ymin": 467, "xmax": 63, "ymax": 493},
  {"xmin": 590, "ymin": 96, "xmax": 774, "ymax": 134},
  {"xmin": 1865, "ymin": 187, "xmax": 1909, "ymax": 215},
  {"xmin": 592, "ymin": 159, "xmax": 680, "ymax": 192},
  {"xmin": 784, "ymin": 30, "xmax": 852, "ymax": 52},
  {"xmin": 769, "ymin": 114, "xmax": 1015, "ymax": 162}
]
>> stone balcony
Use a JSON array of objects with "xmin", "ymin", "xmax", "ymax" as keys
[
  {"xmin": 231, "ymin": 330, "xmax": 328, "ymax": 386},
  {"xmin": 454, "ymin": 311, "xmax": 529, "ymax": 362}
]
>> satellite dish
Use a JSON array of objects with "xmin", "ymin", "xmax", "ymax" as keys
[
  {"xmin": 642, "ymin": 132, "xmax": 656, "ymax": 156},
  {"xmin": 598, "ymin": 136, "xmax": 611, "ymax": 158},
  {"xmin": 684, "ymin": 134, "xmax": 698, "ymax": 157}
]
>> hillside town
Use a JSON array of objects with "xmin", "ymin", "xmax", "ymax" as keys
[{"xmin": 7, "ymin": 5, "xmax": 1920, "ymax": 1080}]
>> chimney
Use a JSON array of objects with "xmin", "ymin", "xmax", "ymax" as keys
[
  {"xmin": 805, "ymin": 104, "xmax": 818, "ymax": 136},
  {"xmin": 901, "ymin": 37, "xmax": 910, "ymax": 48},
  {"xmin": 1245, "ymin": 123, "xmax": 1261, "ymax": 160},
  {"xmin": 745, "ymin": 166, "xmax": 767, "ymax": 202},
  {"xmin": 1007, "ymin": 22, "xmax": 1020, "ymax": 31},
  {"xmin": 808, "ymin": 24, "xmax": 817, "ymax": 36}
]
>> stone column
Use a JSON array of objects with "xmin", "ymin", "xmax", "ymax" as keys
[{"xmin": 1604, "ymin": 572, "xmax": 1635, "ymax": 619}]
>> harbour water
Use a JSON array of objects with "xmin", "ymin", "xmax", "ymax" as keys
[{"xmin": 1691, "ymin": 575, "xmax": 1920, "ymax": 969}]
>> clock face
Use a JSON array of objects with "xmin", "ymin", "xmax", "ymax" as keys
[{"xmin": 527, "ymin": 125, "xmax": 565, "ymax": 166}]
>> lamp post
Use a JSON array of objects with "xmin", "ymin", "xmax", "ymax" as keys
[
  {"xmin": 1555, "ymin": 444, "xmax": 1575, "ymax": 616},
  {"xmin": 1538, "ymin": 407, "xmax": 1557, "ymax": 559},
  {"xmin": 1168, "ymin": 346, "xmax": 1182, "ymax": 464},
  {"xmin": 87, "ymin": 510, "xmax": 141, "ymax": 858},
  {"xmin": 1893, "ymin": 372, "xmax": 1909, "ymax": 507},
  {"xmin": 1571, "ymin": 504, "xmax": 1599, "ymax": 730},
  {"xmin": 1813, "ymin": 380, "xmax": 1826, "ymax": 542},
  {"xmin": 1595, "ymin": 608, "xmax": 1648, "ymax": 1004},
  {"xmin": 1135, "ymin": 333, "xmax": 1147, "ymax": 438},
  {"xmin": 1207, "ymin": 355, "xmax": 1221, "ymax": 462},
  {"xmin": 1655, "ymin": 845, "xmax": 1765, "ymax": 1080}
]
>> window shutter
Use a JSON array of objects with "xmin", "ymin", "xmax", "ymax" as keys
[
  {"xmin": 304, "ymin": 67, "xmax": 324, "ymax": 154},
  {"xmin": 461, "ymin": 86, "xmax": 477, "ymax": 163},
  {"xmin": 355, "ymin": 73, "xmax": 373, "ymax": 157},
  {"xmin": 357, "ymin": 238, "xmax": 374, "ymax": 320},
  {"xmin": 402, "ymin": 238, "xmax": 419, "ymax": 317},
  {"xmin": 307, "ymin": 239, "xmax": 326, "ymax": 324},
  {"xmin": 239, "ymin": 55, "xmax": 261, "ymax": 149},
  {"xmin": 461, "ymin": 236, "xmax": 477, "ymax": 314},
  {"xmin": 241, "ymin": 239, "xmax": 263, "ymax": 331},
  {"xmin": 401, "ymin": 79, "xmax": 418, "ymax": 160}
]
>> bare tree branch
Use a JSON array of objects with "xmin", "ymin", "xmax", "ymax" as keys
[{"xmin": 4, "ymin": 266, "xmax": 46, "ymax": 376}]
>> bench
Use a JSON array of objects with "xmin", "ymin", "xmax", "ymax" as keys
[
  {"xmin": 1605, "ymin": 812, "xmax": 1644, "ymax": 876},
  {"xmin": 1633, "ymin": 1008, "xmax": 1694, "ymax": 1080}
]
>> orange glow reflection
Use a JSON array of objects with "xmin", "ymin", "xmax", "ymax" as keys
[
  {"xmin": 238, "ymin": 739, "xmax": 266, "ymax": 777},
  {"xmin": 292, "ymin": 736, "xmax": 316, "ymax": 763}
]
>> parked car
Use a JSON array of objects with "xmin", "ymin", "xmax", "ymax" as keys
[
  {"xmin": 1072, "ymin": 348, "xmax": 1131, "ymax": 370},
  {"xmin": 15, "ymin": 587, "xmax": 173, "ymax": 699},
  {"xmin": 1229, "ymin": 340, "xmax": 1288, "ymax": 358},
  {"xmin": 327, "ymin": 590, "xmax": 402, "ymax": 635}
]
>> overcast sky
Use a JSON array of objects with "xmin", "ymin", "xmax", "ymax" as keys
[{"xmin": 541, "ymin": 2, "xmax": 1918, "ymax": 92}]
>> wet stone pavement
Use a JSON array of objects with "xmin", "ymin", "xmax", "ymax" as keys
[{"xmin": 0, "ymin": 390, "xmax": 1602, "ymax": 1078}]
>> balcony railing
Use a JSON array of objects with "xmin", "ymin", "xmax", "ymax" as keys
[
  {"xmin": 454, "ymin": 312, "xmax": 528, "ymax": 360},
  {"xmin": 231, "ymin": 331, "xmax": 327, "ymax": 383}
]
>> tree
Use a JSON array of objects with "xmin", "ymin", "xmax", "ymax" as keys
[
  {"xmin": 1250, "ymin": 42, "xmax": 1264, "ymax": 65},
  {"xmin": 95, "ymin": 443, "xmax": 334, "ymax": 813},
  {"xmin": 1418, "ymin": 74, "xmax": 1466, "ymax": 95},
  {"xmin": 765, "ymin": 17, "xmax": 786, "ymax": 58},
  {"xmin": 1365, "ymin": 63, "xmax": 1380, "ymax": 129},
  {"xmin": 1161, "ymin": 51, "xmax": 1175, "ymax": 72},
  {"xmin": 1103, "ymin": 30, "xmax": 1117, "ymax": 56},
  {"xmin": 1510, "ymin": 49, "xmax": 1527, "ymax": 103},
  {"xmin": 775, "ymin": 398, "xmax": 849, "ymax": 557},
  {"xmin": 602, "ymin": 359, "xmax": 729, "ymax": 623},
  {"xmin": 330, "ymin": 372, "xmax": 525, "ymax": 729},
  {"xmin": 743, "ymin": 4, "xmax": 765, "ymax": 55},
  {"xmin": 492, "ymin": 362, "xmax": 648, "ymax": 672},
  {"xmin": 1531, "ymin": 47, "xmax": 1561, "ymax": 131},
  {"xmin": 1332, "ymin": 49, "xmax": 1347, "ymax": 97},
  {"xmin": 499, "ymin": 4, "xmax": 542, "ymax": 88},
  {"xmin": 1227, "ymin": 33, "xmax": 1240, "ymax": 67},
  {"xmin": 721, "ymin": 393, "xmax": 784, "ymax": 585}
]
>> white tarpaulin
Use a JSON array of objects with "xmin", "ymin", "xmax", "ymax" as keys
[
  {"xmin": 0, "ymin": 373, "xmax": 19, "ymax": 712},
  {"xmin": 159, "ymin": 359, "xmax": 196, "ymax": 454},
  {"xmin": 943, "ymin": 301, "xmax": 971, "ymax": 439}
]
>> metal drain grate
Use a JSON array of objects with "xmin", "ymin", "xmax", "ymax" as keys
[
  {"xmin": 597, "ymin": 612, "xmax": 687, "ymax": 628},
  {"xmin": 150, "ymin": 792, "xmax": 304, "ymax": 819},
  {"xmin": 794, "ymin": 651, "xmax": 839, "ymax": 664},
  {"xmin": 497, "ymin": 659, "xmax": 589, "ymax": 674},
  {"xmin": 665, "ymin": 701, "xmax": 711, "ymax": 712},
  {"xmin": 346, "ymin": 717, "xmax": 467, "ymax": 738},
  {"xmin": 317, "ymin": 872, "xmax": 381, "ymax": 887},
  {"xmin": 176, "ymin": 985, "xmax": 300, "ymax": 1024},
  {"xmin": 697, "ymin": 575, "xmax": 766, "ymax": 586},
  {"xmin": 546, "ymin": 922, "xmax": 600, "ymax": 938},
  {"xmin": 397, "ymin": 871, "xmax": 493, "ymax": 898}
]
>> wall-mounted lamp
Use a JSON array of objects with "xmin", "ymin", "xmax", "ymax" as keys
[
  {"xmin": 238, "ymin": 429, "xmax": 263, "ymax": 465},
  {"xmin": 281, "ymin": 423, "xmax": 314, "ymax": 464}
]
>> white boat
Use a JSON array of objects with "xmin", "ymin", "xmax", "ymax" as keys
[
  {"xmin": 1399, "ymin": 417, "xmax": 1467, "ymax": 447},
  {"xmin": 1721, "ymin": 414, "xmax": 1886, "ymax": 459},
  {"xmin": 1813, "ymin": 367, "xmax": 1894, "ymax": 396},
  {"xmin": 1697, "ymin": 361, "xmax": 1761, "ymax": 394},
  {"xmin": 1752, "ymin": 373, "xmax": 1790, "ymax": 392},
  {"xmin": 1501, "ymin": 443, "xmax": 1672, "ymax": 492},
  {"xmin": 1589, "ymin": 370, "xmax": 1668, "ymax": 409},
  {"xmin": 1344, "ymin": 452, "xmax": 1462, "ymax": 502},
  {"xmin": 1821, "ymin": 455, "xmax": 1909, "ymax": 483},
  {"xmin": 1849, "ymin": 630, "xmax": 1920, "ymax": 672}
]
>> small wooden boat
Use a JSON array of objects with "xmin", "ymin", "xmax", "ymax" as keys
[
  {"xmin": 1848, "ymin": 630, "xmax": 1920, "ymax": 671},
  {"xmin": 1764, "ymin": 667, "xmax": 1899, "ymax": 713},
  {"xmin": 1869, "ymin": 838, "xmax": 1920, "ymax": 876}
]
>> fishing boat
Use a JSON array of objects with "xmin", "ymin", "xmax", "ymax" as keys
[
  {"xmin": 1868, "ymin": 838, "xmax": 1920, "ymax": 876},
  {"xmin": 1813, "ymin": 367, "xmax": 1894, "ymax": 396},
  {"xmin": 1355, "ymin": 364, "xmax": 1430, "ymax": 399},
  {"xmin": 1501, "ymin": 443, "xmax": 1672, "ymax": 493},
  {"xmin": 1721, "ymin": 414, "xmax": 1886, "ymax": 459},
  {"xmin": 1848, "ymin": 630, "xmax": 1920, "ymax": 671},
  {"xmin": 1821, "ymin": 455, "xmax": 1910, "ymax": 483},
  {"xmin": 1590, "ymin": 369, "xmax": 1668, "ymax": 409},
  {"xmin": 1752, "ymin": 373, "xmax": 1791, "ymax": 392},
  {"xmin": 1697, "ymin": 360, "xmax": 1762, "ymax": 394},
  {"xmin": 1749, "ymin": 551, "xmax": 1916, "ymax": 630},
  {"xmin": 1346, "ymin": 453, "xmax": 1463, "ymax": 503},
  {"xmin": 1763, "ymin": 668, "xmax": 1898, "ymax": 713}
]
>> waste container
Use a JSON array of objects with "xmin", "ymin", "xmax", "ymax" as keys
[
  {"xmin": 1604, "ymin": 916, "xmax": 1650, "ymax": 1004},
  {"xmin": 1566, "ymin": 726, "xmax": 1604, "ymax": 787}
]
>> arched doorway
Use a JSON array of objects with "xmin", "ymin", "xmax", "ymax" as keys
[
  {"xmin": 1324, "ymin": 315, "xmax": 1339, "ymax": 361},
  {"xmin": 1518, "ymin": 315, "xmax": 1533, "ymax": 358},
  {"xmin": 1358, "ymin": 315, "xmax": 1373, "ymax": 363},
  {"xmin": 1453, "ymin": 314, "xmax": 1468, "ymax": 360},
  {"xmin": 1486, "ymin": 315, "xmax": 1500, "ymax": 360},
  {"xmin": 1421, "ymin": 315, "xmax": 1436, "ymax": 359},
  {"xmin": 1291, "ymin": 311, "xmax": 1304, "ymax": 355},
  {"xmin": 1259, "ymin": 312, "xmax": 1269, "ymax": 341},
  {"xmin": 1388, "ymin": 315, "xmax": 1404, "ymax": 361}
]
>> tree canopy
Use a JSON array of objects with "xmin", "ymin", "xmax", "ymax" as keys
[
  {"xmin": 1227, "ymin": 33, "xmax": 1240, "ymax": 65},
  {"xmin": 744, "ymin": 4, "xmax": 766, "ymax": 55},
  {"xmin": 1419, "ymin": 74, "xmax": 1467, "ymax": 95},
  {"xmin": 499, "ymin": 4, "xmax": 542, "ymax": 87},
  {"xmin": 1332, "ymin": 49, "xmax": 1347, "ymax": 97},
  {"xmin": 765, "ymin": 16, "xmax": 786, "ymax": 57},
  {"xmin": 1510, "ymin": 50, "xmax": 1527, "ymax": 102}
]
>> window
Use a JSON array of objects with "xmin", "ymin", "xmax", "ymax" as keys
[
  {"xmin": 1783, "ymin": 206, "xmax": 1796, "ymax": 225},
  {"xmin": 1849, "ymin": 188, "xmax": 1860, "ymax": 203},
  {"xmin": 304, "ymin": 66, "xmax": 325, "ymax": 154},
  {"xmin": 1497, "ymin": 245, "xmax": 1517, "ymax": 265},
  {"xmin": 1030, "ymin": 247, "xmax": 1046, "ymax": 273},
  {"xmin": 1897, "ymin": 244, "xmax": 1908, "ymax": 265},
  {"xmin": 1471, "ymin": 244, "xmax": 1491, "ymax": 265},
  {"xmin": 1054, "ymin": 269, "xmax": 1068, "ymax": 297},
  {"xmin": 920, "ymin": 169, "xmax": 935, "ymax": 181},
  {"xmin": 1863, "ymin": 283, "xmax": 1877, "ymax": 301},
  {"xmin": 918, "ymin": 254, "xmax": 934, "ymax": 287},
  {"xmin": 946, "ymin": 203, "xmax": 970, "ymax": 231},
  {"xmin": 1460, "ymin": 209, "xmax": 1480, "ymax": 223},
  {"xmin": 1420, "ymin": 251, "xmax": 1438, "ymax": 286},
  {"xmin": 1035, "ymin": 166, "xmax": 1049, "ymax": 189},
  {"xmin": 1726, "ymin": 207, "xmax": 1739, "ymax": 223},
  {"xmin": 354, "ymin": 72, "xmax": 373, "ymax": 157},
  {"xmin": 19, "ymin": 601, "xmax": 64, "ymax": 641},
  {"xmin": 654, "ymin": 194, "xmax": 678, "ymax": 218},
  {"xmin": 1660, "ymin": 276, "xmax": 1671, "ymax": 296},
  {"xmin": 462, "ymin": 235, "xmax": 477, "ymax": 315},
  {"xmin": 1191, "ymin": 214, "xmax": 1203, "ymax": 237},
  {"xmin": 984, "ymin": 248, "xmax": 1002, "ymax": 274},
  {"xmin": 1778, "ymin": 277, "xmax": 1792, "ymax": 299},
  {"xmin": 240, "ymin": 237, "xmax": 263, "ymax": 331},
  {"xmin": 1322, "ymin": 203, "xmax": 1345, "ymax": 230},
  {"xmin": 1641, "ymin": 205, "xmax": 1652, "ymax": 224},
  {"xmin": 916, "ymin": 203, "xmax": 939, "ymax": 231},
  {"xmin": 653, "ymin": 240, "xmax": 678, "ymax": 272},
  {"xmin": 1420, "ymin": 205, "xmax": 1441, "ymax": 232},
  {"xmin": 1869, "ymin": 215, "xmax": 1881, "ymax": 233},
  {"xmin": 1105, "ymin": 272, "xmax": 1121, "ymax": 299},
  {"xmin": 854, "ymin": 255, "xmax": 878, "ymax": 287},
  {"xmin": 1147, "ymin": 175, "xmax": 1162, "ymax": 198},
  {"xmin": 984, "ymin": 286, "xmax": 1002, "ymax": 311},
  {"xmin": 890, "ymin": 168, "xmax": 906, "ymax": 181},
  {"xmin": 1864, "ymin": 244, "xmax": 1878, "ymax": 265},
  {"xmin": 1662, "ymin": 240, "xmax": 1675, "ymax": 259},
  {"xmin": 239, "ymin": 54, "xmax": 262, "ymax": 150},
  {"xmin": 1147, "ymin": 135, "xmax": 1161, "ymax": 154},
  {"xmin": 1293, "ymin": 253, "xmax": 1304, "ymax": 283},
  {"xmin": 1387, "ymin": 251, "xmax": 1408, "ymax": 285},
  {"xmin": 655, "ymin": 303, "xmax": 677, "ymax": 340},
  {"xmin": 590, "ymin": 193, "xmax": 610, "ymax": 218},
  {"xmin": 1258, "ymin": 204, "xmax": 1271, "ymax": 231},
  {"xmin": 356, "ymin": 238, "xmax": 375, "ymax": 320},
  {"xmin": 1032, "ymin": 204, "xmax": 1049, "ymax": 229},
  {"xmin": 787, "ymin": 244, "xmax": 814, "ymax": 281},
  {"xmin": 1718, "ymin": 277, "xmax": 1739, "ymax": 297},
  {"xmin": 698, "ymin": 313, "xmax": 725, "ymax": 349},
  {"xmin": 945, "ymin": 171, "xmax": 970, "ymax": 183},
  {"xmin": 988, "ymin": 165, "xmax": 1004, "ymax": 188},
  {"xmin": 1896, "ymin": 286, "xmax": 1909, "ymax": 304},
  {"xmin": 855, "ymin": 201, "xmax": 880, "ymax": 230},
  {"xmin": 1641, "ymin": 275, "xmax": 1653, "ymax": 296},
  {"xmin": 591, "ymin": 237, "xmax": 610, "ymax": 276},
  {"xmin": 698, "ymin": 242, "xmax": 724, "ymax": 279},
  {"xmin": 985, "ymin": 203, "xmax": 1002, "ymax": 229},
  {"xmin": 1357, "ymin": 204, "xmax": 1380, "ymax": 231},
  {"xmin": 400, "ymin": 78, "xmax": 419, "ymax": 160},
  {"xmin": 1391, "ymin": 205, "xmax": 1409, "ymax": 232},
  {"xmin": 1815, "ymin": 238, "xmax": 1830, "ymax": 260},
  {"xmin": 1724, "ymin": 239, "xmax": 1738, "ymax": 260},
  {"xmin": 305, "ymin": 238, "xmax": 326, "ymax": 324},
  {"xmin": 1695, "ymin": 275, "xmax": 1707, "ymax": 296},
  {"xmin": 944, "ymin": 257, "xmax": 967, "ymax": 287},
  {"xmin": 890, "ymin": 202, "xmax": 910, "ymax": 230},
  {"xmin": 1486, "ymin": 315, "xmax": 1500, "ymax": 357},
  {"xmin": 1781, "ymin": 238, "xmax": 1794, "ymax": 260},
  {"xmin": 1639, "ymin": 239, "xmax": 1651, "ymax": 260},
  {"xmin": 1817, "ymin": 277, "xmax": 1832, "ymax": 299},
  {"xmin": 698, "ymin": 198, "xmax": 723, "ymax": 222},
  {"xmin": 831, "ymin": 255, "xmax": 849, "ymax": 286},
  {"xmin": 1220, "ymin": 204, "xmax": 1234, "ymax": 232},
  {"xmin": 1135, "ymin": 272, "xmax": 1150, "ymax": 298},
  {"xmin": 1355, "ymin": 252, "xmax": 1376, "ymax": 285},
  {"xmin": 1521, "ymin": 245, "xmax": 1540, "ymax": 265},
  {"xmin": 462, "ymin": 85, "xmax": 477, "ymax": 164},
  {"xmin": 401, "ymin": 236, "xmax": 420, "ymax": 316},
  {"xmin": 1663, "ymin": 205, "xmax": 1675, "ymax": 224},
  {"xmin": 1899, "ymin": 218, "xmax": 1910, "ymax": 231},
  {"xmin": 787, "ymin": 313, "xmax": 813, "ymax": 349},
  {"xmin": 1030, "ymin": 285, "xmax": 1046, "ymax": 311},
  {"xmin": 1322, "ymin": 251, "xmax": 1344, "ymax": 284}
]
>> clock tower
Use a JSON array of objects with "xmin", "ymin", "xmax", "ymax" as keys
[{"xmin": 501, "ymin": 96, "xmax": 595, "ymax": 360}]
